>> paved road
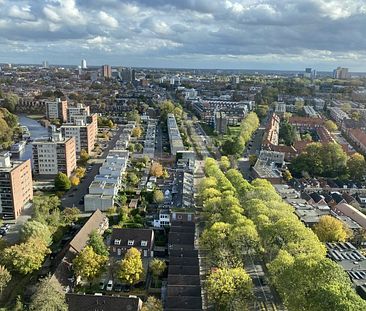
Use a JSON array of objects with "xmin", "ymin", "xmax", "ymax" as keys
[{"xmin": 61, "ymin": 126, "xmax": 124, "ymax": 210}]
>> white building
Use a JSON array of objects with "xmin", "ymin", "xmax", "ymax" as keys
[
  {"xmin": 167, "ymin": 113, "xmax": 184, "ymax": 156},
  {"xmin": 81, "ymin": 59, "xmax": 87, "ymax": 69},
  {"xmin": 153, "ymin": 209, "xmax": 171, "ymax": 228}
]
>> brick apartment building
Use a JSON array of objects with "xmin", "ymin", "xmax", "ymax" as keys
[{"xmin": 0, "ymin": 152, "xmax": 33, "ymax": 219}]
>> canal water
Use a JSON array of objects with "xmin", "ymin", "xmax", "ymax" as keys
[{"xmin": 16, "ymin": 115, "xmax": 48, "ymax": 162}]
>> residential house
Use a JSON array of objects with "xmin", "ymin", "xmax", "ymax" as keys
[{"xmin": 109, "ymin": 228, "xmax": 154, "ymax": 258}]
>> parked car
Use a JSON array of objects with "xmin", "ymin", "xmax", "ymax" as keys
[
  {"xmin": 106, "ymin": 280, "xmax": 113, "ymax": 291},
  {"xmin": 99, "ymin": 280, "xmax": 106, "ymax": 290},
  {"xmin": 114, "ymin": 283, "xmax": 122, "ymax": 292},
  {"xmin": 0, "ymin": 229, "xmax": 7, "ymax": 236}
]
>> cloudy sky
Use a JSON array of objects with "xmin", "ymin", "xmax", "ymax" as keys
[{"xmin": 0, "ymin": 0, "xmax": 366, "ymax": 70}]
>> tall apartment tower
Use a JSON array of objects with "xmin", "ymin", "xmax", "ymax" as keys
[
  {"xmin": 46, "ymin": 98, "xmax": 68, "ymax": 122},
  {"xmin": 102, "ymin": 65, "xmax": 112, "ymax": 78},
  {"xmin": 60, "ymin": 119, "xmax": 96, "ymax": 154},
  {"xmin": 333, "ymin": 67, "xmax": 349, "ymax": 79},
  {"xmin": 81, "ymin": 59, "xmax": 87, "ymax": 69},
  {"xmin": 0, "ymin": 152, "xmax": 33, "ymax": 220},
  {"xmin": 32, "ymin": 131, "xmax": 76, "ymax": 177}
]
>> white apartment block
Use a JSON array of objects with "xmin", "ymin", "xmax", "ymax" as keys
[{"xmin": 167, "ymin": 113, "xmax": 184, "ymax": 156}]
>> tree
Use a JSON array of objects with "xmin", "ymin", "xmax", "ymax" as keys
[
  {"xmin": 80, "ymin": 149, "xmax": 90, "ymax": 163},
  {"xmin": 75, "ymin": 166, "xmax": 86, "ymax": 178},
  {"xmin": 3, "ymin": 238, "xmax": 50, "ymax": 274},
  {"xmin": 61, "ymin": 207, "xmax": 81, "ymax": 225},
  {"xmin": 347, "ymin": 153, "xmax": 366, "ymax": 181},
  {"xmin": 206, "ymin": 267, "xmax": 252, "ymax": 310},
  {"xmin": 324, "ymin": 120, "xmax": 338, "ymax": 132},
  {"xmin": 135, "ymin": 143, "xmax": 143, "ymax": 152},
  {"xmin": 127, "ymin": 172, "xmax": 139, "ymax": 186},
  {"xmin": 341, "ymin": 102, "xmax": 352, "ymax": 113},
  {"xmin": 3, "ymin": 93, "xmax": 19, "ymax": 113},
  {"xmin": 162, "ymin": 169, "xmax": 169, "ymax": 179},
  {"xmin": 29, "ymin": 276, "xmax": 67, "ymax": 311},
  {"xmin": 0, "ymin": 265, "xmax": 11, "ymax": 293},
  {"xmin": 13, "ymin": 295, "xmax": 24, "ymax": 311},
  {"xmin": 153, "ymin": 190, "xmax": 164, "ymax": 204},
  {"xmin": 117, "ymin": 247, "xmax": 144, "ymax": 285},
  {"xmin": 149, "ymin": 259, "xmax": 166, "ymax": 286},
  {"xmin": 141, "ymin": 297, "xmax": 163, "ymax": 311},
  {"xmin": 279, "ymin": 120, "xmax": 297, "ymax": 146},
  {"xmin": 313, "ymin": 215, "xmax": 350, "ymax": 242},
  {"xmin": 282, "ymin": 169, "xmax": 293, "ymax": 181},
  {"xmin": 108, "ymin": 119, "xmax": 114, "ymax": 129},
  {"xmin": 150, "ymin": 162, "xmax": 163, "ymax": 177},
  {"xmin": 249, "ymin": 154, "xmax": 257, "ymax": 166},
  {"xmin": 70, "ymin": 176, "xmax": 80, "ymax": 187},
  {"xmin": 20, "ymin": 220, "xmax": 52, "ymax": 245},
  {"xmin": 73, "ymin": 246, "xmax": 107, "ymax": 281},
  {"xmin": 159, "ymin": 100, "xmax": 175, "ymax": 120},
  {"xmin": 54, "ymin": 172, "xmax": 71, "ymax": 191},
  {"xmin": 131, "ymin": 127, "xmax": 143, "ymax": 138},
  {"xmin": 128, "ymin": 143, "xmax": 135, "ymax": 152},
  {"xmin": 88, "ymin": 230, "xmax": 109, "ymax": 257},
  {"xmin": 219, "ymin": 156, "xmax": 231, "ymax": 171}
]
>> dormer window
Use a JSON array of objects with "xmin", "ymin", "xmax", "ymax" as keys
[
  {"xmin": 114, "ymin": 239, "xmax": 121, "ymax": 245},
  {"xmin": 141, "ymin": 240, "xmax": 148, "ymax": 247},
  {"xmin": 128, "ymin": 240, "xmax": 134, "ymax": 246}
]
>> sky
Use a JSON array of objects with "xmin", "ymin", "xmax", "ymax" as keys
[{"xmin": 0, "ymin": 0, "xmax": 366, "ymax": 71}]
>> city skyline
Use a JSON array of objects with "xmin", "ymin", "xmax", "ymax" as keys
[{"xmin": 0, "ymin": 1, "xmax": 366, "ymax": 70}]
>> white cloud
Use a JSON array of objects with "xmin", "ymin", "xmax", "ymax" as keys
[
  {"xmin": 8, "ymin": 5, "xmax": 34, "ymax": 20},
  {"xmin": 98, "ymin": 11, "xmax": 119, "ymax": 28}
]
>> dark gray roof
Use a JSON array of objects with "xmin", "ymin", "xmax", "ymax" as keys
[
  {"xmin": 66, "ymin": 293, "xmax": 142, "ymax": 311},
  {"xmin": 110, "ymin": 228, "xmax": 154, "ymax": 248}
]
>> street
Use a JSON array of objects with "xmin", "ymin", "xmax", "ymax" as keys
[{"xmin": 61, "ymin": 126, "xmax": 124, "ymax": 210}]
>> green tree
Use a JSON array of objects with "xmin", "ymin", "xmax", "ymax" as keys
[
  {"xmin": 54, "ymin": 172, "xmax": 71, "ymax": 191},
  {"xmin": 324, "ymin": 120, "xmax": 338, "ymax": 132},
  {"xmin": 135, "ymin": 143, "xmax": 143, "ymax": 152},
  {"xmin": 153, "ymin": 190, "xmax": 164, "ymax": 204},
  {"xmin": 347, "ymin": 153, "xmax": 366, "ymax": 181},
  {"xmin": 141, "ymin": 297, "xmax": 163, "ymax": 311},
  {"xmin": 149, "ymin": 259, "xmax": 166, "ymax": 286},
  {"xmin": 282, "ymin": 169, "xmax": 293, "ymax": 181},
  {"xmin": 13, "ymin": 295, "xmax": 24, "ymax": 311},
  {"xmin": 313, "ymin": 215, "xmax": 350, "ymax": 242},
  {"xmin": 80, "ymin": 149, "xmax": 90, "ymax": 163},
  {"xmin": 159, "ymin": 100, "xmax": 175, "ymax": 120},
  {"xmin": 206, "ymin": 267, "xmax": 252, "ymax": 310},
  {"xmin": 88, "ymin": 230, "xmax": 109, "ymax": 257},
  {"xmin": 73, "ymin": 246, "xmax": 107, "ymax": 281},
  {"xmin": 3, "ymin": 93, "xmax": 19, "ymax": 113},
  {"xmin": 127, "ymin": 172, "xmax": 139, "ymax": 186},
  {"xmin": 3, "ymin": 238, "xmax": 50, "ymax": 274},
  {"xmin": 29, "ymin": 276, "xmax": 67, "ymax": 311},
  {"xmin": 61, "ymin": 207, "xmax": 81, "ymax": 225},
  {"xmin": 279, "ymin": 120, "xmax": 297, "ymax": 146},
  {"xmin": 0, "ymin": 265, "xmax": 11, "ymax": 293},
  {"xmin": 70, "ymin": 176, "xmax": 80, "ymax": 186},
  {"xmin": 219, "ymin": 156, "xmax": 231, "ymax": 171},
  {"xmin": 20, "ymin": 220, "xmax": 52, "ymax": 245},
  {"xmin": 108, "ymin": 119, "xmax": 114, "ymax": 128},
  {"xmin": 117, "ymin": 247, "xmax": 144, "ymax": 285}
]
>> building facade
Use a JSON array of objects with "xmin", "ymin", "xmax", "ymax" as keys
[
  {"xmin": 32, "ymin": 134, "xmax": 76, "ymax": 177},
  {"xmin": 0, "ymin": 152, "xmax": 33, "ymax": 219},
  {"xmin": 46, "ymin": 98, "xmax": 68, "ymax": 122}
]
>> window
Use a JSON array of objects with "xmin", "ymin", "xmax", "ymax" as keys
[
  {"xmin": 141, "ymin": 240, "xmax": 148, "ymax": 247},
  {"xmin": 114, "ymin": 239, "xmax": 121, "ymax": 245},
  {"xmin": 128, "ymin": 240, "xmax": 134, "ymax": 246}
]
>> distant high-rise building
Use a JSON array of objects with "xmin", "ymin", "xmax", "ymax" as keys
[
  {"xmin": 81, "ymin": 59, "xmax": 87, "ymax": 69},
  {"xmin": 333, "ymin": 67, "xmax": 349, "ymax": 79},
  {"xmin": 102, "ymin": 64, "xmax": 112, "ymax": 78},
  {"xmin": 42, "ymin": 61, "xmax": 49, "ymax": 69},
  {"xmin": 304, "ymin": 68, "xmax": 316, "ymax": 79}
]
